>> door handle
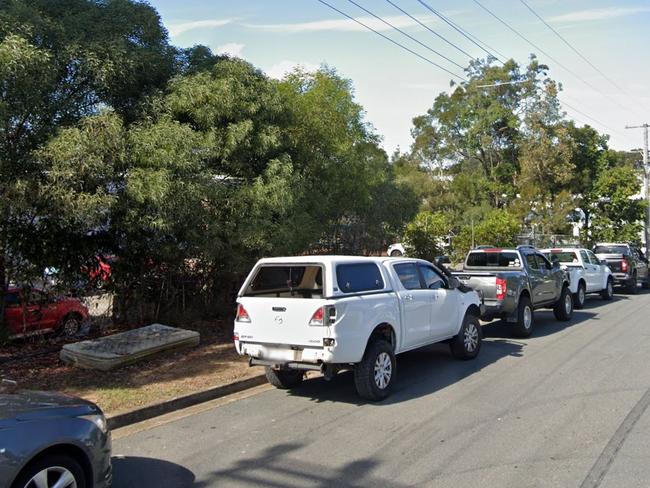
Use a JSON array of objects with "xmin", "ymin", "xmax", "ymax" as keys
[{"xmin": 404, "ymin": 294, "xmax": 414, "ymax": 301}]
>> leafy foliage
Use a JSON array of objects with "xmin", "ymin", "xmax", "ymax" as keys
[{"xmin": 403, "ymin": 211, "xmax": 451, "ymax": 261}]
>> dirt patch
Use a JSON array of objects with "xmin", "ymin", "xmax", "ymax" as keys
[{"xmin": 0, "ymin": 320, "xmax": 259, "ymax": 416}]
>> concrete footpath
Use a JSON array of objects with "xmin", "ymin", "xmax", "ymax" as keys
[{"xmin": 112, "ymin": 291, "xmax": 650, "ymax": 488}]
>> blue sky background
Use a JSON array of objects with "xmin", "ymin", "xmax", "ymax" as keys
[{"xmin": 150, "ymin": 0, "xmax": 650, "ymax": 155}]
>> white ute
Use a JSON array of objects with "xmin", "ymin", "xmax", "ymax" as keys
[
  {"xmin": 234, "ymin": 256, "xmax": 483, "ymax": 401},
  {"xmin": 540, "ymin": 248, "xmax": 614, "ymax": 308}
]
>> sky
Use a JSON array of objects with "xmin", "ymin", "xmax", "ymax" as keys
[{"xmin": 149, "ymin": 0, "xmax": 650, "ymax": 155}]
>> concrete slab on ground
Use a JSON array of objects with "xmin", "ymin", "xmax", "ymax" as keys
[{"xmin": 60, "ymin": 323, "xmax": 200, "ymax": 371}]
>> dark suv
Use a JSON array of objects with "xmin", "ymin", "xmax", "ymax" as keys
[
  {"xmin": 594, "ymin": 243, "xmax": 650, "ymax": 293},
  {"xmin": 0, "ymin": 388, "xmax": 112, "ymax": 488}
]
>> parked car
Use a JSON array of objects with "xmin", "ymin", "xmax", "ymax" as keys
[
  {"xmin": 453, "ymin": 245, "xmax": 573, "ymax": 337},
  {"xmin": 387, "ymin": 243, "xmax": 406, "ymax": 256},
  {"xmin": 4, "ymin": 287, "xmax": 89, "ymax": 338},
  {"xmin": 234, "ymin": 256, "xmax": 482, "ymax": 400},
  {"xmin": 0, "ymin": 387, "xmax": 112, "ymax": 488},
  {"xmin": 540, "ymin": 247, "xmax": 614, "ymax": 308},
  {"xmin": 594, "ymin": 243, "xmax": 650, "ymax": 293}
]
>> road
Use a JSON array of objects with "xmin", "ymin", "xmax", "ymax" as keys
[{"xmin": 112, "ymin": 290, "xmax": 650, "ymax": 488}]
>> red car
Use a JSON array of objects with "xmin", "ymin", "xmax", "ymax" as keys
[{"xmin": 4, "ymin": 287, "xmax": 89, "ymax": 338}]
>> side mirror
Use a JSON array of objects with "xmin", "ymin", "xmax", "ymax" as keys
[
  {"xmin": 435, "ymin": 255, "xmax": 451, "ymax": 266},
  {"xmin": 600, "ymin": 259, "xmax": 607, "ymax": 266},
  {"xmin": 552, "ymin": 260, "xmax": 560, "ymax": 270},
  {"xmin": 447, "ymin": 276, "xmax": 460, "ymax": 290}
]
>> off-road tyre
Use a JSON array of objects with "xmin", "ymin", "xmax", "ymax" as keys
[
  {"xmin": 512, "ymin": 295, "xmax": 534, "ymax": 338},
  {"xmin": 354, "ymin": 339, "xmax": 396, "ymax": 401},
  {"xmin": 573, "ymin": 281, "xmax": 586, "ymax": 309},
  {"xmin": 450, "ymin": 313, "xmax": 482, "ymax": 360},
  {"xmin": 626, "ymin": 272, "xmax": 638, "ymax": 294},
  {"xmin": 553, "ymin": 285, "xmax": 573, "ymax": 321},
  {"xmin": 601, "ymin": 278, "xmax": 614, "ymax": 300}
]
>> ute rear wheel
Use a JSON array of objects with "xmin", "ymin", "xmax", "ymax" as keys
[
  {"xmin": 573, "ymin": 282, "xmax": 586, "ymax": 309},
  {"xmin": 554, "ymin": 285, "xmax": 573, "ymax": 321},
  {"xmin": 601, "ymin": 278, "xmax": 614, "ymax": 300},
  {"xmin": 354, "ymin": 339, "xmax": 396, "ymax": 401},
  {"xmin": 265, "ymin": 367, "xmax": 304, "ymax": 389},
  {"xmin": 513, "ymin": 295, "xmax": 534, "ymax": 338},
  {"xmin": 450, "ymin": 313, "xmax": 482, "ymax": 360},
  {"xmin": 626, "ymin": 272, "xmax": 638, "ymax": 294}
]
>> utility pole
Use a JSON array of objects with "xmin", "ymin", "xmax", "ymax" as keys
[{"xmin": 625, "ymin": 124, "xmax": 649, "ymax": 257}]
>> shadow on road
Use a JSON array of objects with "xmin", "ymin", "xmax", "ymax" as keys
[
  {"xmin": 196, "ymin": 442, "xmax": 410, "ymax": 488},
  {"xmin": 285, "ymin": 295, "xmax": 611, "ymax": 406},
  {"xmin": 112, "ymin": 456, "xmax": 196, "ymax": 487}
]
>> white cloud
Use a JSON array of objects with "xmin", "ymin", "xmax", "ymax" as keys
[
  {"xmin": 246, "ymin": 14, "xmax": 438, "ymax": 33},
  {"xmin": 265, "ymin": 61, "xmax": 320, "ymax": 80},
  {"xmin": 167, "ymin": 19, "xmax": 234, "ymax": 37},
  {"xmin": 215, "ymin": 43, "xmax": 245, "ymax": 57},
  {"xmin": 549, "ymin": 7, "xmax": 650, "ymax": 24}
]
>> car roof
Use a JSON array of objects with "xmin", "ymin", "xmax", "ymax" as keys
[
  {"xmin": 255, "ymin": 255, "xmax": 426, "ymax": 265},
  {"xmin": 540, "ymin": 248, "xmax": 584, "ymax": 252}
]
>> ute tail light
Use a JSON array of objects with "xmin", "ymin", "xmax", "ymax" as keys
[
  {"xmin": 236, "ymin": 304, "xmax": 251, "ymax": 323},
  {"xmin": 621, "ymin": 260, "xmax": 628, "ymax": 272},
  {"xmin": 309, "ymin": 306, "xmax": 336, "ymax": 326},
  {"xmin": 496, "ymin": 277, "xmax": 507, "ymax": 300},
  {"xmin": 233, "ymin": 332, "xmax": 239, "ymax": 342}
]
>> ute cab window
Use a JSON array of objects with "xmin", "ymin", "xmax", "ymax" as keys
[
  {"xmin": 244, "ymin": 265, "xmax": 323, "ymax": 298},
  {"xmin": 419, "ymin": 264, "xmax": 446, "ymax": 290}
]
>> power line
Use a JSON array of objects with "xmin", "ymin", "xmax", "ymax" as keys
[
  {"xmin": 315, "ymin": 0, "xmax": 466, "ymax": 81},
  {"xmin": 383, "ymin": 0, "xmax": 474, "ymax": 61},
  {"xmin": 518, "ymin": 0, "xmax": 649, "ymax": 116},
  {"xmin": 345, "ymin": 0, "xmax": 466, "ymax": 71},
  {"xmin": 417, "ymin": 0, "xmax": 506, "ymax": 63},
  {"xmin": 470, "ymin": 0, "xmax": 641, "ymax": 119},
  {"xmin": 518, "ymin": 0, "xmax": 620, "ymax": 90},
  {"xmin": 558, "ymin": 97, "xmax": 628, "ymax": 138}
]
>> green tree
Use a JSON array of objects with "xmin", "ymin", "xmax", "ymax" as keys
[
  {"xmin": 403, "ymin": 211, "xmax": 451, "ymax": 261},
  {"xmin": 454, "ymin": 209, "xmax": 521, "ymax": 259},
  {"xmin": 589, "ymin": 166, "xmax": 645, "ymax": 243},
  {"xmin": 0, "ymin": 0, "xmax": 177, "ymax": 325}
]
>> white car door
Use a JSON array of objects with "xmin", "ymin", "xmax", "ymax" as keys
[
  {"xmin": 581, "ymin": 250, "xmax": 599, "ymax": 292},
  {"xmin": 586, "ymin": 250, "xmax": 606, "ymax": 290},
  {"xmin": 418, "ymin": 263, "xmax": 460, "ymax": 340},
  {"xmin": 393, "ymin": 262, "xmax": 431, "ymax": 349}
]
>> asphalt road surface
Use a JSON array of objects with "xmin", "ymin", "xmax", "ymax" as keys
[{"xmin": 113, "ymin": 289, "xmax": 650, "ymax": 488}]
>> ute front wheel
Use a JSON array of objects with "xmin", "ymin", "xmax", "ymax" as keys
[{"xmin": 450, "ymin": 313, "xmax": 482, "ymax": 360}]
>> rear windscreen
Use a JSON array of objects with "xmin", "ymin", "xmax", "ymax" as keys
[
  {"xmin": 244, "ymin": 265, "xmax": 323, "ymax": 298},
  {"xmin": 544, "ymin": 251, "xmax": 578, "ymax": 263},
  {"xmin": 594, "ymin": 245, "xmax": 629, "ymax": 255},
  {"xmin": 466, "ymin": 251, "xmax": 521, "ymax": 268}
]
